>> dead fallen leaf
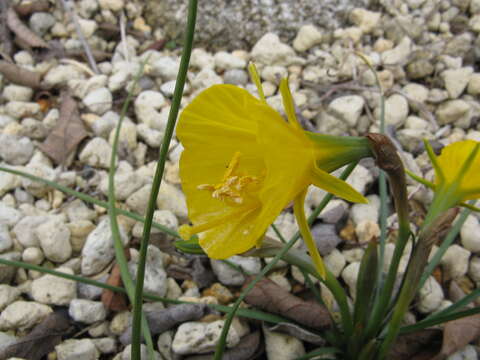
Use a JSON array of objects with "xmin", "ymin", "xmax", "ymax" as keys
[
  {"xmin": 184, "ymin": 332, "xmax": 263, "ymax": 360},
  {"xmin": 0, "ymin": 0, "xmax": 13, "ymax": 57},
  {"xmin": 0, "ymin": 60, "xmax": 42, "ymax": 88},
  {"xmin": 243, "ymin": 277, "xmax": 332, "ymax": 330},
  {"xmin": 101, "ymin": 263, "xmax": 128, "ymax": 312},
  {"xmin": 120, "ymin": 303, "xmax": 208, "ymax": 345},
  {"xmin": 432, "ymin": 313, "xmax": 480, "ymax": 360},
  {"xmin": 39, "ymin": 91, "xmax": 88, "ymax": 164},
  {"xmin": 389, "ymin": 329, "xmax": 442, "ymax": 360},
  {"xmin": 6, "ymin": 7, "xmax": 49, "ymax": 49},
  {"xmin": 14, "ymin": 0, "xmax": 50, "ymax": 17},
  {"xmin": 0, "ymin": 310, "xmax": 71, "ymax": 360}
]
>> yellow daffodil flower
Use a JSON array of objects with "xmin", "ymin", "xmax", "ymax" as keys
[
  {"xmin": 176, "ymin": 69, "xmax": 371, "ymax": 278},
  {"xmin": 408, "ymin": 139, "xmax": 480, "ymax": 216}
]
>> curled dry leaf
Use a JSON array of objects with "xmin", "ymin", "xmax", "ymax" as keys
[
  {"xmin": 39, "ymin": 91, "xmax": 88, "ymax": 164},
  {"xmin": 6, "ymin": 7, "xmax": 49, "ymax": 49},
  {"xmin": 0, "ymin": 60, "xmax": 42, "ymax": 89},
  {"xmin": 184, "ymin": 332, "xmax": 263, "ymax": 360},
  {"xmin": 0, "ymin": 310, "xmax": 71, "ymax": 360},
  {"xmin": 0, "ymin": 0, "xmax": 13, "ymax": 56},
  {"xmin": 14, "ymin": 0, "xmax": 50, "ymax": 17},
  {"xmin": 101, "ymin": 263, "xmax": 128, "ymax": 312},
  {"xmin": 120, "ymin": 303, "xmax": 208, "ymax": 345},
  {"xmin": 243, "ymin": 277, "xmax": 332, "ymax": 330}
]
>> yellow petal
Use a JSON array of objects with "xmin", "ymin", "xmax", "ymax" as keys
[
  {"xmin": 248, "ymin": 62, "xmax": 266, "ymax": 103},
  {"xmin": 424, "ymin": 139, "xmax": 445, "ymax": 184},
  {"xmin": 310, "ymin": 164, "xmax": 368, "ymax": 203},
  {"xmin": 279, "ymin": 78, "xmax": 302, "ymax": 130}
]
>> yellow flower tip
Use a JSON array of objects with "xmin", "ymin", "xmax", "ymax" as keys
[{"xmin": 178, "ymin": 224, "xmax": 193, "ymax": 240}]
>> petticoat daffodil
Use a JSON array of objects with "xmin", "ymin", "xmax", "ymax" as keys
[
  {"xmin": 176, "ymin": 73, "xmax": 371, "ymax": 278},
  {"xmin": 408, "ymin": 139, "xmax": 480, "ymax": 217}
]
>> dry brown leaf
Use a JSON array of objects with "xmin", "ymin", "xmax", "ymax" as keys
[
  {"xmin": 0, "ymin": 0, "xmax": 13, "ymax": 56},
  {"xmin": 14, "ymin": 0, "xmax": 50, "ymax": 17},
  {"xmin": 0, "ymin": 310, "xmax": 71, "ymax": 360},
  {"xmin": 432, "ymin": 313, "xmax": 480, "ymax": 360},
  {"xmin": 39, "ymin": 91, "xmax": 88, "ymax": 164},
  {"xmin": 389, "ymin": 329, "xmax": 442, "ymax": 360},
  {"xmin": 6, "ymin": 7, "xmax": 49, "ymax": 49},
  {"xmin": 243, "ymin": 277, "xmax": 332, "ymax": 330},
  {"xmin": 101, "ymin": 263, "xmax": 129, "ymax": 312},
  {"xmin": 0, "ymin": 60, "xmax": 42, "ymax": 88}
]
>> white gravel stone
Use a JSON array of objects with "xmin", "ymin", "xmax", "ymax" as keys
[
  {"xmin": 382, "ymin": 37, "xmax": 412, "ymax": 65},
  {"xmin": 210, "ymin": 256, "xmax": 261, "ymax": 286},
  {"xmin": 99, "ymin": 171, "xmax": 146, "ymax": 200},
  {"xmin": 344, "ymin": 164, "xmax": 373, "ymax": 195},
  {"xmin": 151, "ymin": 56, "xmax": 180, "ymax": 80},
  {"xmin": 172, "ymin": 320, "xmax": 240, "ymax": 355},
  {"xmin": 0, "ymin": 252, "xmax": 20, "ymax": 283},
  {"xmin": 0, "ymin": 224, "xmax": 12, "ymax": 253},
  {"xmin": 214, "ymin": 51, "xmax": 247, "ymax": 70},
  {"xmin": 13, "ymin": 215, "xmax": 50, "ymax": 247},
  {"xmin": 121, "ymin": 344, "xmax": 161, "ymax": 360},
  {"xmin": 355, "ymin": 220, "xmax": 380, "ymax": 244},
  {"xmin": 0, "ymin": 285, "xmax": 20, "ymax": 311},
  {"xmin": 83, "ymin": 87, "xmax": 112, "ymax": 115},
  {"xmin": 65, "ymin": 199, "xmax": 96, "ymax": 222},
  {"xmin": 29, "ymin": 12, "xmax": 55, "ymax": 35},
  {"xmin": 44, "ymin": 65, "xmax": 84, "ymax": 86},
  {"xmin": 0, "ymin": 300, "xmax": 52, "ymax": 330},
  {"xmin": 0, "ymin": 202, "xmax": 21, "ymax": 227},
  {"xmin": 441, "ymin": 67, "xmax": 473, "ymax": 98},
  {"xmin": 56, "ymin": 339, "xmax": 99, "ymax": 360},
  {"xmin": 126, "ymin": 184, "xmax": 152, "ymax": 214},
  {"xmin": 440, "ymin": 244, "xmax": 471, "ymax": 279},
  {"xmin": 128, "ymin": 245, "xmax": 167, "ymax": 297},
  {"xmin": 69, "ymin": 75, "xmax": 108, "ymax": 99},
  {"xmin": 325, "ymin": 249, "xmax": 346, "ymax": 278},
  {"xmin": 293, "ymin": 24, "xmax": 323, "ymax": 52},
  {"xmin": 132, "ymin": 209, "xmax": 178, "ymax": 238},
  {"xmin": 385, "ymin": 94, "xmax": 409, "ymax": 127},
  {"xmin": 350, "ymin": 8, "xmax": 381, "ymax": 33},
  {"xmin": 447, "ymin": 344, "xmax": 478, "ymax": 360},
  {"xmin": 0, "ymin": 134, "xmax": 34, "ymax": 165},
  {"xmin": 79, "ymin": 137, "xmax": 113, "ymax": 169},
  {"xmin": 436, "ymin": 100, "xmax": 472, "ymax": 127},
  {"xmin": 134, "ymin": 90, "xmax": 165, "ymax": 126},
  {"xmin": 21, "ymin": 164, "xmax": 57, "ymax": 197},
  {"xmin": 3, "ymin": 85, "xmax": 33, "ymax": 102},
  {"xmin": 92, "ymin": 337, "xmax": 116, "ymax": 354},
  {"xmin": 351, "ymin": 195, "xmax": 380, "ymax": 225},
  {"xmin": 22, "ymin": 247, "xmax": 44, "ymax": 265},
  {"xmin": 191, "ymin": 68, "xmax": 223, "ymax": 89},
  {"xmin": 156, "ymin": 182, "xmax": 188, "ymax": 220},
  {"xmin": 69, "ymin": 299, "xmax": 107, "ymax": 324},
  {"xmin": 251, "ymin": 33, "xmax": 296, "ymax": 66},
  {"xmin": 157, "ymin": 331, "xmax": 173, "ymax": 360},
  {"xmin": 328, "ymin": 95, "xmax": 365, "ymax": 127},
  {"xmin": 467, "ymin": 73, "xmax": 480, "ymax": 95},
  {"xmin": 342, "ymin": 262, "xmax": 361, "ymax": 298},
  {"xmin": 108, "ymin": 118, "xmax": 137, "ymax": 150},
  {"xmin": 416, "ymin": 276, "xmax": 444, "ymax": 314},
  {"xmin": 468, "ymin": 256, "xmax": 480, "ymax": 282},
  {"xmin": 191, "ymin": 48, "xmax": 215, "ymax": 69},
  {"xmin": 263, "ymin": 325, "xmax": 305, "ymax": 360},
  {"xmin": 460, "ymin": 214, "xmax": 480, "ymax": 253},
  {"xmin": 36, "ymin": 218, "xmax": 72, "ymax": 263},
  {"xmin": 31, "ymin": 267, "xmax": 77, "ymax": 305},
  {"xmin": 5, "ymin": 101, "xmax": 39, "ymax": 119},
  {"xmin": 260, "ymin": 65, "xmax": 288, "ymax": 83},
  {"xmin": 136, "ymin": 124, "xmax": 163, "ymax": 147}
]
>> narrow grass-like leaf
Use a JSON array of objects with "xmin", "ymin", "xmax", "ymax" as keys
[
  {"xmin": 213, "ymin": 163, "xmax": 358, "ymax": 360},
  {"xmin": 295, "ymin": 347, "xmax": 340, "ymax": 360},
  {"xmin": 131, "ymin": 1, "xmax": 197, "ymax": 356},
  {"xmin": 108, "ymin": 59, "xmax": 155, "ymax": 359}
]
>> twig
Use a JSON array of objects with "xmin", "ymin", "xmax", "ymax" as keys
[{"xmin": 59, "ymin": 0, "xmax": 99, "ymax": 74}]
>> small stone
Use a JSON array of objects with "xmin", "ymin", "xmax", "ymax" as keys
[
  {"xmin": 190, "ymin": 48, "xmax": 215, "ymax": 69},
  {"xmin": 92, "ymin": 337, "xmax": 116, "ymax": 354},
  {"xmin": 69, "ymin": 75, "xmax": 108, "ymax": 99},
  {"xmin": 13, "ymin": 215, "xmax": 50, "ymax": 247},
  {"xmin": 261, "ymin": 65, "xmax": 288, "ymax": 83},
  {"xmin": 128, "ymin": 245, "xmax": 167, "ymax": 297},
  {"xmin": 351, "ymin": 195, "xmax": 380, "ymax": 225},
  {"xmin": 65, "ymin": 200, "xmax": 96, "ymax": 222},
  {"xmin": 3, "ymin": 85, "xmax": 33, "ymax": 102},
  {"xmin": 311, "ymin": 223, "xmax": 342, "ymax": 255},
  {"xmin": 324, "ymin": 249, "xmax": 347, "ymax": 279},
  {"xmin": 31, "ymin": 268, "xmax": 77, "ymax": 306},
  {"xmin": 214, "ymin": 51, "xmax": 246, "ymax": 70},
  {"xmin": 0, "ymin": 224, "xmax": 12, "ymax": 253},
  {"xmin": 0, "ymin": 203, "xmax": 21, "ymax": 227},
  {"xmin": 121, "ymin": 344, "xmax": 161, "ymax": 360},
  {"xmin": 441, "ymin": 244, "xmax": 471, "ymax": 279},
  {"xmin": 407, "ymin": 59, "xmax": 435, "ymax": 79},
  {"xmin": 355, "ymin": 220, "xmax": 380, "ymax": 244},
  {"xmin": 151, "ymin": 56, "xmax": 180, "ymax": 80},
  {"xmin": 55, "ymin": 339, "xmax": 99, "ymax": 360},
  {"xmin": 318, "ymin": 200, "xmax": 347, "ymax": 224},
  {"xmin": 98, "ymin": 0, "xmax": 124, "ymax": 11},
  {"xmin": 132, "ymin": 209, "xmax": 178, "ymax": 238},
  {"xmin": 36, "ymin": 219, "xmax": 72, "ymax": 263},
  {"xmin": 157, "ymin": 331, "xmax": 173, "ymax": 360},
  {"xmin": 436, "ymin": 100, "xmax": 471, "ymax": 127},
  {"xmin": 81, "ymin": 218, "xmax": 128, "ymax": 276},
  {"xmin": 263, "ymin": 325, "xmax": 305, "ymax": 360},
  {"xmin": 99, "ymin": 171, "xmax": 145, "ymax": 201},
  {"xmin": 440, "ymin": 67, "xmax": 474, "ymax": 98},
  {"xmin": 156, "ymin": 182, "xmax": 188, "ymax": 220},
  {"xmin": 172, "ymin": 320, "xmax": 240, "ymax": 355},
  {"xmin": 202, "ymin": 283, "xmax": 234, "ymax": 304},
  {"xmin": 416, "ymin": 276, "xmax": 444, "ymax": 314},
  {"xmin": 349, "ymin": 8, "xmax": 381, "ymax": 33},
  {"xmin": 108, "ymin": 119, "xmax": 137, "ymax": 150},
  {"xmin": 191, "ymin": 68, "xmax": 223, "ymax": 89},
  {"xmin": 328, "ymin": 95, "xmax": 365, "ymax": 127},
  {"xmin": 0, "ymin": 134, "xmax": 34, "ymax": 165},
  {"xmin": 382, "ymin": 37, "xmax": 412, "ymax": 65},
  {"xmin": 223, "ymin": 69, "xmax": 248, "ymax": 85},
  {"xmin": 83, "ymin": 87, "xmax": 112, "ymax": 115},
  {"xmin": 0, "ymin": 285, "xmax": 20, "ymax": 311},
  {"xmin": 69, "ymin": 299, "xmax": 107, "ymax": 324},
  {"xmin": 0, "ymin": 252, "xmax": 21, "ymax": 283},
  {"xmin": 79, "ymin": 137, "xmax": 113, "ymax": 169},
  {"xmin": 403, "ymin": 83, "xmax": 429, "ymax": 111},
  {"xmin": 134, "ymin": 90, "xmax": 165, "ymax": 127},
  {"xmin": 342, "ymin": 262, "xmax": 360, "ymax": 298},
  {"xmin": 29, "ymin": 12, "xmax": 55, "ymax": 35},
  {"xmin": 461, "ymin": 215, "xmax": 480, "ymax": 253},
  {"xmin": 251, "ymin": 33, "xmax": 296, "ymax": 66},
  {"xmin": 468, "ymin": 256, "xmax": 480, "ymax": 282},
  {"xmin": 384, "ymin": 94, "xmax": 409, "ymax": 127},
  {"xmin": 0, "ymin": 300, "xmax": 52, "ymax": 331},
  {"xmin": 126, "ymin": 184, "xmax": 151, "ymax": 214},
  {"xmin": 467, "ymin": 73, "xmax": 480, "ymax": 95},
  {"xmin": 44, "ymin": 65, "xmax": 84, "ymax": 87},
  {"xmin": 210, "ymin": 256, "xmax": 261, "ymax": 286},
  {"xmin": 293, "ymin": 24, "xmax": 323, "ymax": 52},
  {"xmin": 344, "ymin": 164, "xmax": 373, "ymax": 195},
  {"xmin": 110, "ymin": 311, "xmax": 130, "ymax": 335}
]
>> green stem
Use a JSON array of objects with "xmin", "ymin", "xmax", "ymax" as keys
[{"xmin": 131, "ymin": 1, "xmax": 197, "ymax": 358}]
